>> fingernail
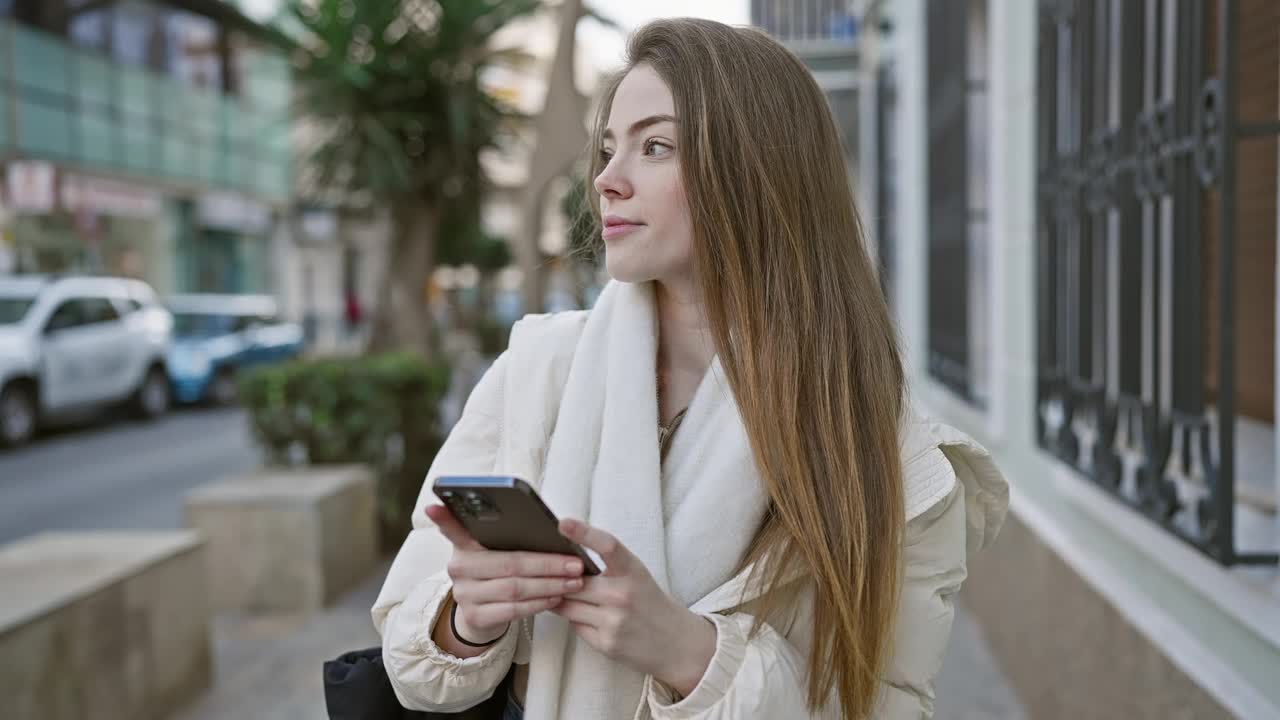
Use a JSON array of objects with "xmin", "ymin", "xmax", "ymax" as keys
[
  {"xmin": 565, "ymin": 560, "xmax": 582, "ymax": 574},
  {"xmin": 566, "ymin": 578, "xmax": 582, "ymax": 590}
]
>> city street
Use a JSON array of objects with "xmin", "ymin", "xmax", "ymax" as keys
[{"xmin": 0, "ymin": 408, "xmax": 259, "ymax": 546}]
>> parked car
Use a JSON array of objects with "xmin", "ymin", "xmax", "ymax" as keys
[
  {"xmin": 0, "ymin": 275, "xmax": 174, "ymax": 448},
  {"xmin": 165, "ymin": 294, "xmax": 305, "ymax": 405}
]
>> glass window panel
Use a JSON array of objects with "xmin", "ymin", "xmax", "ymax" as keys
[
  {"xmin": 68, "ymin": 8, "xmax": 109, "ymax": 52},
  {"xmin": 164, "ymin": 10, "xmax": 222, "ymax": 90},
  {"xmin": 111, "ymin": 0, "xmax": 158, "ymax": 68}
]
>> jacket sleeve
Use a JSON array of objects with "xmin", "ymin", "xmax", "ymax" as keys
[
  {"xmin": 371, "ymin": 352, "xmax": 519, "ymax": 712},
  {"xmin": 644, "ymin": 483, "xmax": 968, "ymax": 720}
]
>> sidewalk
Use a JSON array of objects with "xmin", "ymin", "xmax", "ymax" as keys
[
  {"xmin": 937, "ymin": 599, "xmax": 1029, "ymax": 720},
  {"xmin": 175, "ymin": 560, "xmax": 391, "ymax": 720},
  {"xmin": 176, "ymin": 561, "xmax": 1027, "ymax": 719}
]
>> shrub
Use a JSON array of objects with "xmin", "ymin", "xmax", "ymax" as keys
[
  {"xmin": 239, "ymin": 353, "xmax": 451, "ymax": 550},
  {"xmin": 475, "ymin": 317, "xmax": 513, "ymax": 357}
]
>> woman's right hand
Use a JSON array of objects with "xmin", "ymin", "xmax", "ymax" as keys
[{"xmin": 425, "ymin": 504, "xmax": 586, "ymax": 650}]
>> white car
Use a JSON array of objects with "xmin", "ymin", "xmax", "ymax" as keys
[{"xmin": 0, "ymin": 275, "xmax": 174, "ymax": 447}]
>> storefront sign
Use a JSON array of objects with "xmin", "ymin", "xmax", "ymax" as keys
[
  {"xmin": 5, "ymin": 162, "xmax": 57, "ymax": 212},
  {"xmin": 198, "ymin": 193, "xmax": 273, "ymax": 234},
  {"xmin": 60, "ymin": 173, "xmax": 163, "ymax": 218}
]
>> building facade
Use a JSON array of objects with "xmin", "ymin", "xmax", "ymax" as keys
[
  {"xmin": 0, "ymin": 0, "xmax": 291, "ymax": 299},
  {"xmin": 858, "ymin": 0, "xmax": 1280, "ymax": 717},
  {"xmin": 751, "ymin": 0, "xmax": 863, "ymax": 202}
]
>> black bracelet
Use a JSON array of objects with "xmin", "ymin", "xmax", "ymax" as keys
[{"xmin": 450, "ymin": 600, "xmax": 505, "ymax": 648}]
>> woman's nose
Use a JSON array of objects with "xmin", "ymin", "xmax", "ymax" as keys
[{"xmin": 593, "ymin": 161, "xmax": 631, "ymax": 199}]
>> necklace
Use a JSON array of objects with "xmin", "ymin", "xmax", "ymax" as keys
[
  {"xmin": 656, "ymin": 370, "xmax": 688, "ymax": 452},
  {"xmin": 657, "ymin": 370, "xmax": 668, "ymax": 432},
  {"xmin": 656, "ymin": 369, "xmax": 662, "ymax": 410}
]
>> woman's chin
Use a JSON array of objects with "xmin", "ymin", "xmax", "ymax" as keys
[{"xmin": 603, "ymin": 254, "xmax": 655, "ymax": 284}]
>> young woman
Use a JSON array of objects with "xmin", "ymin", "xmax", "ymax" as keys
[{"xmin": 373, "ymin": 18, "xmax": 1009, "ymax": 720}]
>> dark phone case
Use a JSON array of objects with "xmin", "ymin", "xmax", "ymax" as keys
[{"xmin": 432, "ymin": 476, "xmax": 602, "ymax": 575}]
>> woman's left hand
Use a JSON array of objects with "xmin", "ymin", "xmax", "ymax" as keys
[{"xmin": 552, "ymin": 518, "xmax": 717, "ymax": 696}]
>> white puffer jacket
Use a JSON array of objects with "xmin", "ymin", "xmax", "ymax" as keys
[{"xmin": 372, "ymin": 312, "xmax": 1010, "ymax": 719}]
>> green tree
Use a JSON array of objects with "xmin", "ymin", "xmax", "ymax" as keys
[{"xmin": 279, "ymin": 0, "xmax": 541, "ymax": 355}]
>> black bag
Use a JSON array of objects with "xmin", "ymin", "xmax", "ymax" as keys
[{"xmin": 323, "ymin": 646, "xmax": 515, "ymax": 720}]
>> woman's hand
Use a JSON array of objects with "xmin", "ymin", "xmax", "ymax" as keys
[
  {"xmin": 551, "ymin": 518, "xmax": 718, "ymax": 697},
  {"xmin": 425, "ymin": 504, "xmax": 585, "ymax": 654}
]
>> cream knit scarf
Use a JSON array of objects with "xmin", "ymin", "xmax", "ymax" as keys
[{"xmin": 522, "ymin": 279, "xmax": 769, "ymax": 719}]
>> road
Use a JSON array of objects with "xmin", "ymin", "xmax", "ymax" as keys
[{"xmin": 0, "ymin": 408, "xmax": 260, "ymax": 545}]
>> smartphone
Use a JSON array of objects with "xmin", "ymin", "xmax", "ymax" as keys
[{"xmin": 432, "ymin": 475, "xmax": 602, "ymax": 575}]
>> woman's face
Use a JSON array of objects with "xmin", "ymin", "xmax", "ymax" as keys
[{"xmin": 594, "ymin": 65, "xmax": 695, "ymax": 285}]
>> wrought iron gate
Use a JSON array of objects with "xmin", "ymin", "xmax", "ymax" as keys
[{"xmin": 1036, "ymin": 0, "xmax": 1278, "ymax": 565}]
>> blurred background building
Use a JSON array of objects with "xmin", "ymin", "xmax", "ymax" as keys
[
  {"xmin": 0, "ymin": 0, "xmax": 290, "ymax": 297},
  {"xmin": 849, "ymin": 0, "xmax": 1280, "ymax": 717},
  {"xmin": 751, "ymin": 0, "xmax": 862, "ymax": 202}
]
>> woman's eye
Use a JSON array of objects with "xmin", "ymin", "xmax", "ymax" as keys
[
  {"xmin": 644, "ymin": 140, "xmax": 672, "ymax": 157},
  {"xmin": 599, "ymin": 149, "xmax": 614, "ymax": 163}
]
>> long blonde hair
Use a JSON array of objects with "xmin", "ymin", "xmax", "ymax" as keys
[{"xmin": 585, "ymin": 19, "xmax": 906, "ymax": 719}]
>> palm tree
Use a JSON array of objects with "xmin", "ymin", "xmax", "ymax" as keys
[{"xmin": 279, "ymin": 0, "xmax": 542, "ymax": 355}]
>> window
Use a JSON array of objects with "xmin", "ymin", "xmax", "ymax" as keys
[
  {"xmin": 68, "ymin": 2, "xmax": 110, "ymax": 52},
  {"xmin": 163, "ymin": 10, "xmax": 222, "ymax": 90},
  {"xmin": 1035, "ymin": 0, "xmax": 1278, "ymax": 566},
  {"xmin": 926, "ymin": 0, "xmax": 991, "ymax": 406},
  {"xmin": 63, "ymin": 2, "xmax": 226, "ymax": 91},
  {"xmin": 46, "ymin": 297, "xmax": 119, "ymax": 332},
  {"xmin": 45, "ymin": 300, "xmax": 85, "ymax": 332},
  {"xmin": 876, "ymin": 63, "xmax": 898, "ymax": 306},
  {"xmin": 173, "ymin": 313, "xmax": 235, "ymax": 338},
  {"xmin": 0, "ymin": 297, "xmax": 36, "ymax": 324},
  {"xmin": 80, "ymin": 297, "xmax": 120, "ymax": 324},
  {"xmin": 110, "ymin": 0, "xmax": 160, "ymax": 68},
  {"xmin": 232, "ymin": 315, "xmax": 257, "ymax": 333}
]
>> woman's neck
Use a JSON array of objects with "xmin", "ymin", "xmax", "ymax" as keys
[{"xmin": 653, "ymin": 278, "xmax": 715, "ymax": 380}]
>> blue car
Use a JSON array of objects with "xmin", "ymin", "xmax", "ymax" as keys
[{"xmin": 165, "ymin": 294, "xmax": 305, "ymax": 405}]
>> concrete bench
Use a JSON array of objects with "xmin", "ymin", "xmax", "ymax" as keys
[
  {"xmin": 183, "ymin": 464, "xmax": 378, "ymax": 614},
  {"xmin": 0, "ymin": 531, "xmax": 210, "ymax": 720}
]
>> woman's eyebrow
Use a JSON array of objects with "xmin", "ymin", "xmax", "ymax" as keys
[{"xmin": 602, "ymin": 114, "xmax": 677, "ymax": 141}]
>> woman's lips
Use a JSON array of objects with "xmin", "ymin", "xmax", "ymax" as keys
[{"xmin": 602, "ymin": 223, "xmax": 643, "ymax": 241}]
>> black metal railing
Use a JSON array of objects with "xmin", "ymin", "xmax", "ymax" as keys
[
  {"xmin": 750, "ymin": 0, "xmax": 860, "ymax": 47},
  {"xmin": 1036, "ymin": 0, "xmax": 1277, "ymax": 566}
]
